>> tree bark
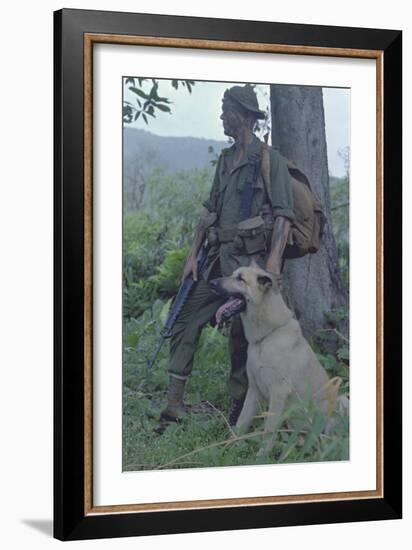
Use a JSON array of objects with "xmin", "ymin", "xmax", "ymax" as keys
[{"xmin": 270, "ymin": 85, "xmax": 348, "ymax": 338}]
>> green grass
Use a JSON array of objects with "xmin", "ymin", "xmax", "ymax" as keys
[{"xmin": 122, "ymin": 300, "xmax": 349, "ymax": 472}]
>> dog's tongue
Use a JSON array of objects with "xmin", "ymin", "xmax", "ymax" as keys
[{"xmin": 216, "ymin": 297, "xmax": 245, "ymax": 325}]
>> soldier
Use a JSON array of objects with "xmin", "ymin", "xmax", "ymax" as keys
[{"xmin": 160, "ymin": 84, "xmax": 295, "ymax": 426}]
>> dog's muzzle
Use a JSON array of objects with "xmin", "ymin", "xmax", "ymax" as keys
[{"xmin": 209, "ymin": 278, "xmax": 246, "ymax": 325}]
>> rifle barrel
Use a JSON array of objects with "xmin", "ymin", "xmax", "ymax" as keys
[
  {"xmin": 147, "ymin": 242, "xmax": 210, "ymax": 371},
  {"xmin": 147, "ymin": 338, "xmax": 165, "ymax": 370}
]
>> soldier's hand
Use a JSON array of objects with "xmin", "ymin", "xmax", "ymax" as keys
[
  {"xmin": 182, "ymin": 255, "xmax": 198, "ymax": 282},
  {"xmin": 265, "ymin": 260, "xmax": 281, "ymax": 275}
]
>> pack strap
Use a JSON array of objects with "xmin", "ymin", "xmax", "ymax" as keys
[
  {"xmin": 260, "ymin": 143, "xmax": 313, "ymax": 205},
  {"xmin": 260, "ymin": 144, "xmax": 272, "ymax": 206}
]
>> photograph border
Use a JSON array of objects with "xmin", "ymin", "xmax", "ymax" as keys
[{"xmin": 54, "ymin": 8, "xmax": 402, "ymax": 541}]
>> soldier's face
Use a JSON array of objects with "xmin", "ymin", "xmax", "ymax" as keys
[{"xmin": 220, "ymin": 99, "xmax": 245, "ymax": 137}]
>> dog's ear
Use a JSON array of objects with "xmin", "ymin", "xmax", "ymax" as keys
[
  {"xmin": 249, "ymin": 258, "xmax": 259, "ymax": 269},
  {"xmin": 257, "ymin": 274, "xmax": 273, "ymax": 290}
]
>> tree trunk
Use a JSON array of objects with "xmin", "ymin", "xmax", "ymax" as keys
[{"xmin": 270, "ymin": 85, "xmax": 348, "ymax": 338}]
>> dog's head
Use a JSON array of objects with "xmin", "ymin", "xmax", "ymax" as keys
[{"xmin": 210, "ymin": 262, "xmax": 281, "ymax": 323}]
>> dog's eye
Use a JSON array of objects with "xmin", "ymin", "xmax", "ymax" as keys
[{"xmin": 236, "ymin": 274, "xmax": 244, "ymax": 282}]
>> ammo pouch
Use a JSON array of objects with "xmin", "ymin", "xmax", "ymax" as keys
[{"xmin": 233, "ymin": 215, "xmax": 266, "ymax": 255}]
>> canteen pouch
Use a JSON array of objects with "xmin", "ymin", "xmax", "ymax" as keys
[{"xmin": 235, "ymin": 215, "xmax": 266, "ymax": 255}]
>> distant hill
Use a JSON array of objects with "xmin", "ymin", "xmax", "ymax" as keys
[{"xmin": 123, "ymin": 127, "xmax": 228, "ymax": 175}]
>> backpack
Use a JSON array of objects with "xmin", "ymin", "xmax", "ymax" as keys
[{"xmin": 260, "ymin": 143, "xmax": 326, "ymax": 259}]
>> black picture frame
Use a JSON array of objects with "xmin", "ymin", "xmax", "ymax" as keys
[{"xmin": 54, "ymin": 8, "xmax": 402, "ymax": 541}]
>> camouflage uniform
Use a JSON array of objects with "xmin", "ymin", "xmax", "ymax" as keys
[{"xmin": 167, "ymin": 135, "xmax": 294, "ymax": 400}]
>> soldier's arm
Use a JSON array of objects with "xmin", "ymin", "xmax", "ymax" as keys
[
  {"xmin": 265, "ymin": 216, "xmax": 291, "ymax": 274},
  {"xmin": 265, "ymin": 150, "xmax": 294, "ymax": 274},
  {"xmin": 189, "ymin": 207, "xmax": 211, "ymax": 256}
]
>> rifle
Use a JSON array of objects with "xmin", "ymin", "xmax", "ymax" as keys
[{"xmin": 147, "ymin": 242, "xmax": 210, "ymax": 370}]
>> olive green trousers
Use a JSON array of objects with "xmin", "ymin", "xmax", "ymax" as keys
[{"xmin": 167, "ymin": 267, "xmax": 249, "ymax": 401}]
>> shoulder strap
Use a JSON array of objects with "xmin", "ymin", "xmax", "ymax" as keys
[
  {"xmin": 260, "ymin": 143, "xmax": 313, "ymax": 194},
  {"xmin": 260, "ymin": 143, "xmax": 273, "ymax": 206}
]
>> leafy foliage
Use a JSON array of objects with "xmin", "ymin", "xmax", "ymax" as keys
[
  {"xmin": 123, "ymin": 167, "xmax": 212, "ymax": 317},
  {"xmin": 330, "ymin": 175, "xmax": 349, "ymax": 290},
  {"xmin": 123, "ymin": 78, "xmax": 195, "ymax": 124}
]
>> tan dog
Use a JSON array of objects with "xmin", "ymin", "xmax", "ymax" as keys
[{"xmin": 211, "ymin": 263, "xmax": 348, "ymax": 457}]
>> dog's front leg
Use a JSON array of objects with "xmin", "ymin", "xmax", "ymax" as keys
[
  {"xmin": 258, "ymin": 381, "xmax": 290, "ymax": 458},
  {"xmin": 235, "ymin": 386, "xmax": 260, "ymax": 435}
]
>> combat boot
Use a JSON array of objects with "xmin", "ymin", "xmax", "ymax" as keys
[{"xmin": 159, "ymin": 375, "xmax": 187, "ymax": 423}]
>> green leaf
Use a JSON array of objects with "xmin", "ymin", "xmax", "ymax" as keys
[
  {"xmin": 122, "ymin": 105, "xmax": 133, "ymax": 124},
  {"xmin": 125, "ymin": 77, "xmax": 135, "ymax": 86},
  {"xmin": 171, "ymin": 80, "xmax": 178, "ymax": 89},
  {"xmin": 160, "ymin": 298, "xmax": 173, "ymax": 326},
  {"xmin": 320, "ymin": 439, "xmax": 341, "ymax": 460},
  {"xmin": 303, "ymin": 410, "xmax": 326, "ymax": 453},
  {"xmin": 147, "ymin": 105, "xmax": 156, "ymax": 118},
  {"xmin": 155, "ymin": 103, "xmax": 171, "ymax": 113},
  {"xmin": 150, "ymin": 82, "xmax": 159, "ymax": 100},
  {"xmin": 142, "ymin": 113, "xmax": 148, "ymax": 124},
  {"xmin": 127, "ymin": 331, "xmax": 139, "ymax": 347},
  {"xmin": 337, "ymin": 344, "xmax": 349, "ymax": 361},
  {"xmin": 305, "ymin": 380, "xmax": 313, "ymax": 404},
  {"xmin": 129, "ymin": 87, "xmax": 149, "ymax": 99},
  {"xmin": 156, "ymin": 96, "xmax": 171, "ymax": 104},
  {"xmin": 279, "ymin": 419, "xmax": 306, "ymax": 462}
]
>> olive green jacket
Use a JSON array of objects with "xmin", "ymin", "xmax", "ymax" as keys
[{"xmin": 202, "ymin": 136, "xmax": 295, "ymax": 279}]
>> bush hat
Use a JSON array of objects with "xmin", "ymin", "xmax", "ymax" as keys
[{"xmin": 223, "ymin": 84, "xmax": 265, "ymax": 119}]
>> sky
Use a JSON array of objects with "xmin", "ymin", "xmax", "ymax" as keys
[{"xmin": 124, "ymin": 79, "xmax": 350, "ymax": 177}]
